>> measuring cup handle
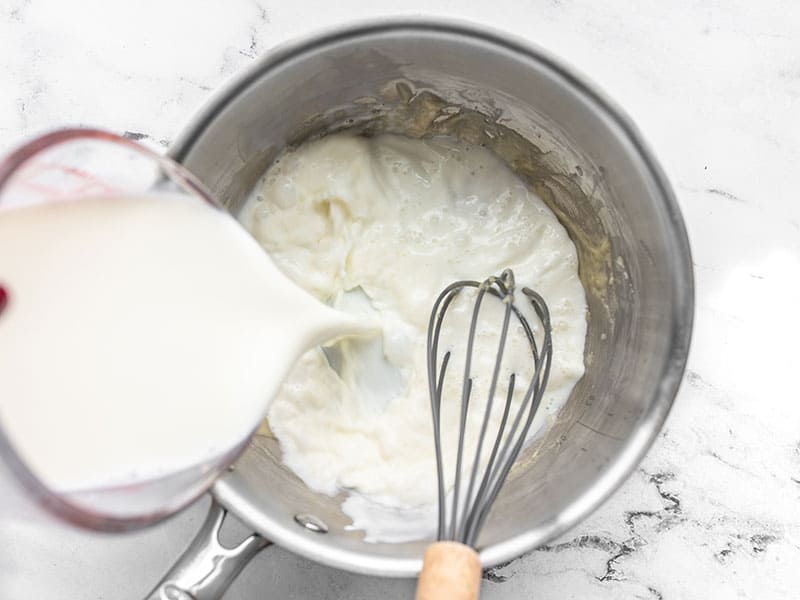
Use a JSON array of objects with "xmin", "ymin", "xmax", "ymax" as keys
[{"xmin": 145, "ymin": 498, "xmax": 270, "ymax": 600}]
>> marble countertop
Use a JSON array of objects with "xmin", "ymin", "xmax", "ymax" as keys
[{"xmin": 1, "ymin": 1, "xmax": 798, "ymax": 598}]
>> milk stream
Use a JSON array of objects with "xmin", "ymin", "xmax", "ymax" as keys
[{"xmin": 0, "ymin": 193, "xmax": 369, "ymax": 494}]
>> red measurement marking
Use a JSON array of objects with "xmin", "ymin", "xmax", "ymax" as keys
[
  {"xmin": 0, "ymin": 285, "xmax": 7, "ymax": 315},
  {"xmin": 16, "ymin": 162, "xmax": 122, "ymax": 200}
]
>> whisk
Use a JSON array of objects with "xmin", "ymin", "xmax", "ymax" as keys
[{"xmin": 415, "ymin": 269, "xmax": 553, "ymax": 600}]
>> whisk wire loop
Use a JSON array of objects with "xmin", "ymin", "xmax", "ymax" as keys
[{"xmin": 426, "ymin": 270, "xmax": 553, "ymax": 547}]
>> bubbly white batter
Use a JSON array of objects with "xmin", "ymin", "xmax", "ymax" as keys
[{"xmin": 240, "ymin": 133, "xmax": 587, "ymax": 542}]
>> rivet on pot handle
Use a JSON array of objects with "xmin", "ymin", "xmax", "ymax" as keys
[{"xmin": 146, "ymin": 499, "xmax": 270, "ymax": 600}]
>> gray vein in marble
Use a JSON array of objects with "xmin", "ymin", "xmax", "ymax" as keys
[
  {"xmin": 646, "ymin": 586, "xmax": 664, "ymax": 600},
  {"xmin": 483, "ymin": 470, "xmax": 684, "ymax": 587},
  {"xmin": 706, "ymin": 450, "xmax": 745, "ymax": 471},
  {"xmin": 240, "ymin": 1, "xmax": 269, "ymax": 59},
  {"xmin": 7, "ymin": 0, "xmax": 29, "ymax": 22},
  {"xmin": 677, "ymin": 183, "xmax": 747, "ymax": 204},
  {"xmin": 705, "ymin": 188, "xmax": 744, "ymax": 202},
  {"xmin": 714, "ymin": 532, "xmax": 781, "ymax": 564},
  {"xmin": 178, "ymin": 76, "xmax": 213, "ymax": 92}
]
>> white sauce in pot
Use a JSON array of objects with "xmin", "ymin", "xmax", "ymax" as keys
[{"xmin": 241, "ymin": 133, "xmax": 587, "ymax": 542}]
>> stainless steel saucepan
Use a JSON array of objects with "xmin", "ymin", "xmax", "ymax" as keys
[{"xmin": 148, "ymin": 19, "xmax": 693, "ymax": 599}]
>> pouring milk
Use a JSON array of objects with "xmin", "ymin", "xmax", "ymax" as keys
[{"xmin": 0, "ymin": 192, "xmax": 370, "ymax": 499}]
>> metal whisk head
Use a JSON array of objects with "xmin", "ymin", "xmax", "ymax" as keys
[{"xmin": 426, "ymin": 268, "xmax": 553, "ymax": 547}]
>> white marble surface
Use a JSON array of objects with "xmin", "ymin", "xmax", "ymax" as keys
[{"xmin": 1, "ymin": 0, "xmax": 799, "ymax": 598}]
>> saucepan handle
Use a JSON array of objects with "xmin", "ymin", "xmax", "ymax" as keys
[{"xmin": 145, "ymin": 498, "xmax": 270, "ymax": 600}]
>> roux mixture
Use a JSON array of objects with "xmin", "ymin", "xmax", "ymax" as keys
[{"xmin": 240, "ymin": 133, "xmax": 587, "ymax": 542}]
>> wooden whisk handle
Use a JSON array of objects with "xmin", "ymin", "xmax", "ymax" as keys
[{"xmin": 415, "ymin": 541, "xmax": 481, "ymax": 600}]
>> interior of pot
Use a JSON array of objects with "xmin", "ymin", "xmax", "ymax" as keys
[{"xmin": 169, "ymin": 22, "xmax": 692, "ymax": 576}]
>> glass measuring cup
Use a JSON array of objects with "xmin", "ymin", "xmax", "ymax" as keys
[{"xmin": 0, "ymin": 129, "xmax": 251, "ymax": 531}]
